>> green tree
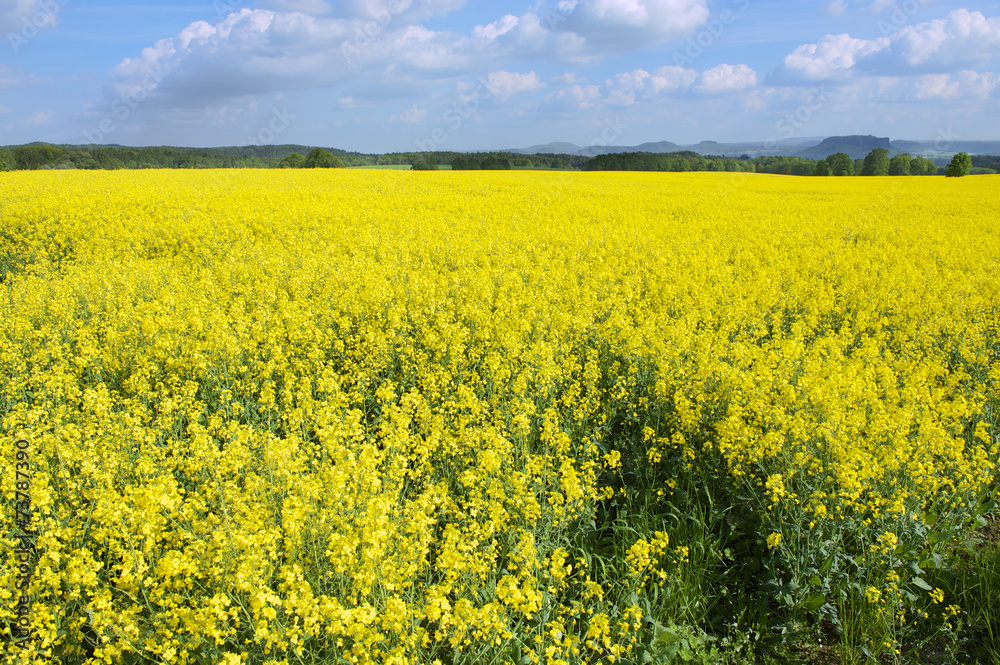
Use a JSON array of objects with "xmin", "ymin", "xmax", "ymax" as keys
[
  {"xmin": 13, "ymin": 144, "xmax": 63, "ymax": 170},
  {"xmin": 279, "ymin": 152, "xmax": 306, "ymax": 168},
  {"xmin": 814, "ymin": 159, "xmax": 831, "ymax": 176},
  {"xmin": 828, "ymin": 153, "xmax": 854, "ymax": 176},
  {"xmin": 0, "ymin": 151, "xmax": 8, "ymax": 171},
  {"xmin": 411, "ymin": 156, "xmax": 438, "ymax": 170},
  {"xmin": 910, "ymin": 156, "xmax": 936, "ymax": 175},
  {"xmin": 888, "ymin": 153, "xmax": 911, "ymax": 176},
  {"xmin": 304, "ymin": 148, "xmax": 344, "ymax": 168},
  {"xmin": 861, "ymin": 148, "xmax": 890, "ymax": 176},
  {"xmin": 945, "ymin": 152, "xmax": 972, "ymax": 177}
]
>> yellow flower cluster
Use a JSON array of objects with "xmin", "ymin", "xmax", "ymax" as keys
[{"xmin": 1, "ymin": 169, "xmax": 997, "ymax": 663}]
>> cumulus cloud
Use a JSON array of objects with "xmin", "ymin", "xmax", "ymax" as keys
[
  {"xmin": 545, "ymin": 82, "xmax": 602, "ymax": 110},
  {"xmin": 604, "ymin": 66, "xmax": 697, "ymax": 105},
  {"xmin": 467, "ymin": 0, "xmax": 712, "ymax": 63},
  {"xmin": 472, "ymin": 14, "xmax": 518, "ymax": 40},
  {"xmin": 562, "ymin": 62, "xmax": 757, "ymax": 109},
  {"xmin": 482, "ymin": 70, "xmax": 544, "ymax": 100},
  {"xmin": 879, "ymin": 8, "xmax": 1000, "ymax": 70},
  {"xmin": 899, "ymin": 70, "xmax": 999, "ymax": 100},
  {"xmin": 694, "ymin": 63, "xmax": 758, "ymax": 94},
  {"xmin": 778, "ymin": 33, "xmax": 887, "ymax": 81},
  {"xmin": 100, "ymin": 8, "xmax": 478, "ymax": 110},
  {"xmin": 775, "ymin": 9, "xmax": 1000, "ymax": 82},
  {"xmin": 556, "ymin": 0, "xmax": 711, "ymax": 48}
]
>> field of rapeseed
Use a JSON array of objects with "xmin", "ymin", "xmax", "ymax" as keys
[{"xmin": 1, "ymin": 170, "xmax": 998, "ymax": 664}]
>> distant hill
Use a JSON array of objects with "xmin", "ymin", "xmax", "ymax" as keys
[
  {"xmin": 509, "ymin": 138, "xmax": 827, "ymax": 158},
  {"xmin": 576, "ymin": 140, "xmax": 683, "ymax": 157},
  {"xmin": 509, "ymin": 142, "xmax": 585, "ymax": 155},
  {"xmin": 796, "ymin": 135, "xmax": 893, "ymax": 160},
  {"xmin": 510, "ymin": 140, "xmax": 683, "ymax": 156}
]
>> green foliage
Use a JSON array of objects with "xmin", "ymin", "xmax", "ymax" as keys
[
  {"xmin": 586, "ymin": 151, "xmax": 755, "ymax": 173},
  {"xmin": 861, "ymin": 148, "xmax": 890, "ymax": 176},
  {"xmin": 0, "ymin": 150, "xmax": 8, "ymax": 171},
  {"xmin": 815, "ymin": 153, "xmax": 854, "ymax": 176},
  {"xmin": 911, "ymin": 156, "xmax": 938, "ymax": 176},
  {"xmin": 751, "ymin": 155, "xmax": 815, "ymax": 175},
  {"xmin": 13, "ymin": 143, "xmax": 64, "ymax": 170},
  {"xmin": 645, "ymin": 622, "xmax": 726, "ymax": 664},
  {"xmin": 411, "ymin": 155, "xmax": 439, "ymax": 170},
  {"xmin": 304, "ymin": 148, "xmax": 344, "ymax": 168},
  {"xmin": 279, "ymin": 152, "xmax": 306, "ymax": 168},
  {"xmin": 888, "ymin": 153, "xmax": 911, "ymax": 175},
  {"xmin": 481, "ymin": 155, "xmax": 512, "ymax": 170},
  {"xmin": 946, "ymin": 152, "xmax": 972, "ymax": 177}
]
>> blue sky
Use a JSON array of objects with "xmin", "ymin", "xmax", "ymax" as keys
[{"xmin": 2, "ymin": 0, "xmax": 998, "ymax": 152}]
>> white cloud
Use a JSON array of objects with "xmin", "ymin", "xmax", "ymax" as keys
[
  {"xmin": 903, "ymin": 70, "xmax": 999, "ymax": 99},
  {"xmin": 0, "ymin": 0, "xmax": 60, "ymax": 34},
  {"xmin": 884, "ymin": 8, "xmax": 1000, "ymax": 69},
  {"xmin": 0, "ymin": 105, "xmax": 9, "ymax": 113},
  {"xmin": 482, "ymin": 70, "xmax": 544, "ymax": 100},
  {"xmin": 472, "ymin": 14, "xmax": 518, "ymax": 40},
  {"xmin": 776, "ymin": 9, "xmax": 1000, "ymax": 82},
  {"xmin": 545, "ymin": 83, "xmax": 602, "ymax": 110},
  {"xmin": 694, "ymin": 63, "xmax": 758, "ymax": 94},
  {"xmin": 558, "ymin": 0, "xmax": 711, "ymax": 48},
  {"xmin": 778, "ymin": 33, "xmax": 887, "ymax": 81},
  {"xmin": 100, "ymin": 8, "xmax": 475, "ymax": 110},
  {"xmin": 604, "ymin": 66, "xmax": 697, "ymax": 105},
  {"xmin": 563, "ymin": 62, "xmax": 756, "ymax": 109},
  {"xmin": 390, "ymin": 104, "xmax": 427, "ymax": 123}
]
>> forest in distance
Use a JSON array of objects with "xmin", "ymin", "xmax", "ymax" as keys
[{"xmin": 2, "ymin": 142, "xmax": 998, "ymax": 176}]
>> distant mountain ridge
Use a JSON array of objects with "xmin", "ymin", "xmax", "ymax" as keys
[
  {"xmin": 506, "ymin": 135, "xmax": 1000, "ymax": 159},
  {"xmin": 795, "ymin": 135, "xmax": 892, "ymax": 160}
]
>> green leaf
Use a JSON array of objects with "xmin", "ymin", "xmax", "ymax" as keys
[
  {"xmin": 803, "ymin": 592, "xmax": 826, "ymax": 612},
  {"xmin": 657, "ymin": 629, "xmax": 680, "ymax": 646},
  {"xmin": 912, "ymin": 576, "xmax": 933, "ymax": 591}
]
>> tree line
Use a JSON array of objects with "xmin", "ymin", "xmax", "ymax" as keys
[{"xmin": 0, "ymin": 143, "xmax": 989, "ymax": 177}]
